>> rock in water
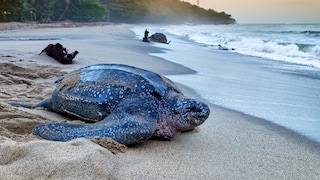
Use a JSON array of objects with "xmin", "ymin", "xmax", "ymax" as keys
[{"xmin": 149, "ymin": 33, "xmax": 169, "ymax": 44}]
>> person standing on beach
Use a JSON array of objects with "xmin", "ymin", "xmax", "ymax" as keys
[{"xmin": 143, "ymin": 29, "xmax": 150, "ymax": 42}]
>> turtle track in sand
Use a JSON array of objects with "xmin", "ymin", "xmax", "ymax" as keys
[{"xmin": 0, "ymin": 60, "xmax": 65, "ymax": 141}]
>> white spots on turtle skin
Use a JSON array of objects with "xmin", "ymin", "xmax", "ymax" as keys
[
  {"xmin": 65, "ymin": 95, "xmax": 81, "ymax": 102},
  {"xmin": 97, "ymin": 111, "xmax": 103, "ymax": 117},
  {"xmin": 118, "ymin": 89, "xmax": 124, "ymax": 99},
  {"xmin": 93, "ymin": 90, "xmax": 101, "ymax": 98}
]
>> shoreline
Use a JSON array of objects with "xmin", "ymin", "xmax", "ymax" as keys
[
  {"xmin": 0, "ymin": 21, "xmax": 115, "ymax": 31},
  {"xmin": 178, "ymin": 82, "xmax": 320, "ymax": 149},
  {"xmin": 138, "ymin": 24, "xmax": 320, "ymax": 143},
  {"xmin": 1, "ymin": 23, "xmax": 320, "ymax": 179}
]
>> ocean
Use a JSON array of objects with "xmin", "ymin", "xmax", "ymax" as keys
[{"xmin": 132, "ymin": 24, "xmax": 320, "ymax": 142}]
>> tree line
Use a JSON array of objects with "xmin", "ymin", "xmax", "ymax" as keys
[{"xmin": 0, "ymin": 0, "xmax": 236, "ymax": 24}]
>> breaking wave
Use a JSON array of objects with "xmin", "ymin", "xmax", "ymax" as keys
[{"xmin": 163, "ymin": 24, "xmax": 320, "ymax": 69}]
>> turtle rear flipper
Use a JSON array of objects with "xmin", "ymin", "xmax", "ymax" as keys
[{"xmin": 9, "ymin": 98, "xmax": 53, "ymax": 109}]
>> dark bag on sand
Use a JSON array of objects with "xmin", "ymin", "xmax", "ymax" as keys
[{"xmin": 39, "ymin": 43, "xmax": 79, "ymax": 64}]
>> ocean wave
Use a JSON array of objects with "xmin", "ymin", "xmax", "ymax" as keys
[
  {"xmin": 279, "ymin": 30, "xmax": 320, "ymax": 35},
  {"xmin": 163, "ymin": 24, "xmax": 320, "ymax": 69},
  {"xmin": 301, "ymin": 30, "xmax": 320, "ymax": 38},
  {"xmin": 228, "ymin": 39, "xmax": 319, "ymax": 66}
]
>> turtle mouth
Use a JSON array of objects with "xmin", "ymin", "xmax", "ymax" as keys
[
  {"xmin": 189, "ymin": 117, "xmax": 199, "ymax": 127},
  {"xmin": 187, "ymin": 114, "xmax": 206, "ymax": 129},
  {"xmin": 153, "ymin": 123, "xmax": 176, "ymax": 139}
]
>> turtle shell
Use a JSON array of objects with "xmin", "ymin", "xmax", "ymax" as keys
[{"xmin": 51, "ymin": 64, "xmax": 182, "ymax": 121}]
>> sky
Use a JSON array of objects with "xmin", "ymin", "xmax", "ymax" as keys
[{"xmin": 183, "ymin": 0, "xmax": 320, "ymax": 24}]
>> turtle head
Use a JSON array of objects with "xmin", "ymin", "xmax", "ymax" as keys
[
  {"xmin": 153, "ymin": 95, "xmax": 210, "ymax": 139},
  {"xmin": 171, "ymin": 97, "xmax": 210, "ymax": 131}
]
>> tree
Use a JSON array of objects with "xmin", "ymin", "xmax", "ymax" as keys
[
  {"xmin": 70, "ymin": 0, "xmax": 107, "ymax": 21},
  {"xmin": 58, "ymin": 0, "xmax": 71, "ymax": 21},
  {"xmin": 101, "ymin": 0, "xmax": 147, "ymax": 23},
  {"xmin": 24, "ymin": 0, "xmax": 56, "ymax": 22},
  {"xmin": 52, "ymin": 0, "xmax": 107, "ymax": 22},
  {"xmin": 0, "ymin": 0, "xmax": 26, "ymax": 22}
]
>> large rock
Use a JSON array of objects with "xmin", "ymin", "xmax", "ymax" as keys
[{"xmin": 149, "ymin": 33, "xmax": 169, "ymax": 44}]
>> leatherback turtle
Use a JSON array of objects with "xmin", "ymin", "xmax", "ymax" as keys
[{"xmin": 10, "ymin": 64, "xmax": 209, "ymax": 145}]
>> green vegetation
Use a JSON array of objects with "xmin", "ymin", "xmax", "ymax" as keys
[
  {"xmin": 0, "ymin": 0, "xmax": 106, "ymax": 22},
  {"xmin": 0, "ymin": 0, "xmax": 236, "ymax": 24}
]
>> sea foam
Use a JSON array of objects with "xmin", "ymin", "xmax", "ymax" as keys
[{"xmin": 163, "ymin": 24, "xmax": 320, "ymax": 69}]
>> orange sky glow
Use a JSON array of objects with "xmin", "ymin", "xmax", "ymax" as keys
[{"xmin": 183, "ymin": 0, "xmax": 320, "ymax": 24}]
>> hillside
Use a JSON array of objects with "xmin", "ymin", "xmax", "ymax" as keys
[
  {"xmin": 102, "ymin": 0, "xmax": 236, "ymax": 24},
  {"xmin": 0, "ymin": 0, "xmax": 236, "ymax": 24}
]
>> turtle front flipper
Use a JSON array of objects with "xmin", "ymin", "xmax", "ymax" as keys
[
  {"xmin": 33, "ymin": 114, "xmax": 157, "ymax": 145},
  {"xmin": 33, "ymin": 95, "xmax": 158, "ymax": 145}
]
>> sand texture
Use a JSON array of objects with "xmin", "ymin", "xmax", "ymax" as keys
[{"xmin": 0, "ymin": 22, "xmax": 320, "ymax": 179}]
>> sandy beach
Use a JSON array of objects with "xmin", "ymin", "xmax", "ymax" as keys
[{"xmin": 1, "ymin": 22, "xmax": 320, "ymax": 179}]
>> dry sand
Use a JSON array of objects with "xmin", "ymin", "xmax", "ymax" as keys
[{"xmin": 0, "ymin": 22, "xmax": 320, "ymax": 179}]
